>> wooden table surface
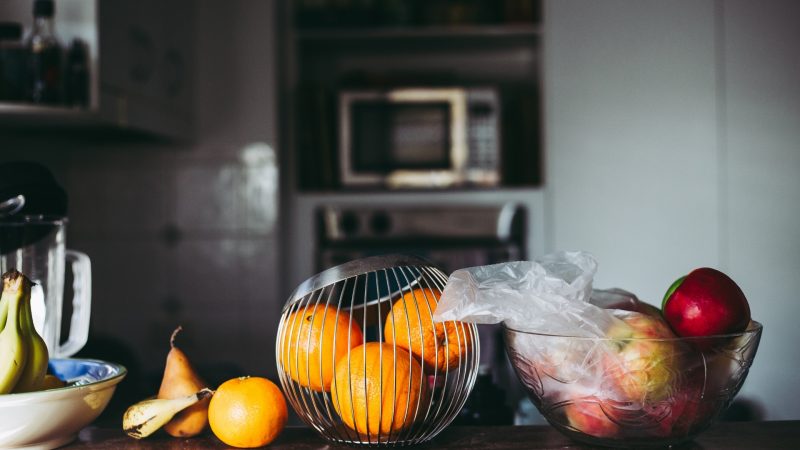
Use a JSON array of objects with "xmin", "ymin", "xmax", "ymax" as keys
[{"xmin": 67, "ymin": 421, "xmax": 799, "ymax": 449}]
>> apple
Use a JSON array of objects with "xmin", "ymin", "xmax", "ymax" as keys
[
  {"xmin": 564, "ymin": 384, "xmax": 702, "ymax": 440},
  {"xmin": 564, "ymin": 399, "xmax": 620, "ymax": 438},
  {"xmin": 603, "ymin": 313, "xmax": 679, "ymax": 403},
  {"xmin": 662, "ymin": 268, "xmax": 751, "ymax": 337}
]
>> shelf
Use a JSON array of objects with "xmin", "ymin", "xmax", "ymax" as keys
[
  {"xmin": 0, "ymin": 102, "xmax": 93, "ymax": 115},
  {"xmin": 0, "ymin": 102, "xmax": 99, "ymax": 126},
  {"xmin": 295, "ymin": 24, "xmax": 542, "ymax": 41},
  {"xmin": 0, "ymin": 0, "xmax": 193, "ymax": 140},
  {"xmin": 0, "ymin": 100, "xmax": 182, "ymax": 141}
]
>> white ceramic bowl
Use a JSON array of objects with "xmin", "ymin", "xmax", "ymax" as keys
[{"xmin": 0, "ymin": 358, "xmax": 126, "ymax": 450}]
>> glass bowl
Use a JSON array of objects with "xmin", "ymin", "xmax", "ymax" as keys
[{"xmin": 503, "ymin": 319, "xmax": 762, "ymax": 448}]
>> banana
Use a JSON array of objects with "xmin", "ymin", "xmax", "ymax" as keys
[
  {"xmin": 0, "ymin": 287, "xmax": 9, "ymax": 327},
  {"xmin": 0, "ymin": 270, "xmax": 29, "ymax": 394},
  {"xmin": 13, "ymin": 275, "xmax": 49, "ymax": 393},
  {"xmin": 123, "ymin": 388, "xmax": 214, "ymax": 439}
]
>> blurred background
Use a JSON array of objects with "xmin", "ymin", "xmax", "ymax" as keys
[{"xmin": 0, "ymin": 0, "xmax": 797, "ymax": 425}]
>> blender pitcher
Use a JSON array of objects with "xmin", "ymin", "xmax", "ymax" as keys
[{"xmin": 0, "ymin": 216, "xmax": 91, "ymax": 358}]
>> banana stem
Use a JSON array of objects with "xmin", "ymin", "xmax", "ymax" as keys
[
  {"xmin": 3, "ymin": 271, "xmax": 26, "ymax": 334},
  {"xmin": 197, "ymin": 387, "xmax": 214, "ymax": 400}
]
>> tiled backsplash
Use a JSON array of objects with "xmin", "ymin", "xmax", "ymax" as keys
[{"xmin": 4, "ymin": 143, "xmax": 281, "ymax": 400}]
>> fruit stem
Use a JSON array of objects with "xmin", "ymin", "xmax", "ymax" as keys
[
  {"xmin": 197, "ymin": 388, "xmax": 215, "ymax": 400},
  {"xmin": 170, "ymin": 325, "xmax": 183, "ymax": 349}
]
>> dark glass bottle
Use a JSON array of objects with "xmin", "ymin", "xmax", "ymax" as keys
[
  {"xmin": 65, "ymin": 39, "xmax": 89, "ymax": 108},
  {"xmin": 27, "ymin": 0, "xmax": 62, "ymax": 104},
  {"xmin": 0, "ymin": 22, "xmax": 26, "ymax": 101}
]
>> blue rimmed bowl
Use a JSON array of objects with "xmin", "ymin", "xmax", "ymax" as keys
[{"xmin": 0, "ymin": 358, "xmax": 126, "ymax": 450}]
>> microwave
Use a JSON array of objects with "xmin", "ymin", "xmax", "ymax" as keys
[{"xmin": 338, "ymin": 87, "xmax": 501, "ymax": 188}]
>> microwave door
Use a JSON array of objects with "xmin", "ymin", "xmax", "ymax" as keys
[{"xmin": 339, "ymin": 89, "xmax": 469, "ymax": 188}]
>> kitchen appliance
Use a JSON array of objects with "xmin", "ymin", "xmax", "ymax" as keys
[
  {"xmin": 0, "ymin": 217, "xmax": 92, "ymax": 358},
  {"xmin": 339, "ymin": 87, "xmax": 501, "ymax": 189},
  {"xmin": 276, "ymin": 254, "xmax": 479, "ymax": 445},
  {"xmin": 0, "ymin": 162, "xmax": 91, "ymax": 358},
  {"xmin": 317, "ymin": 203, "xmax": 524, "ymax": 272}
]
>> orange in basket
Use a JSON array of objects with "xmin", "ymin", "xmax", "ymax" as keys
[
  {"xmin": 281, "ymin": 303, "xmax": 364, "ymax": 392},
  {"xmin": 384, "ymin": 288, "xmax": 472, "ymax": 373},
  {"xmin": 331, "ymin": 342, "xmax": 427, "ymax": 436}
]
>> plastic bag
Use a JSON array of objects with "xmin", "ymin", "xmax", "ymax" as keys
[
  {"xmin": 433, "ymin": 250, "xmax": 626, "ymax": 337},
  {"xmin": 434, "ymin": 251, "xmax": 686, "ymax": 410}
]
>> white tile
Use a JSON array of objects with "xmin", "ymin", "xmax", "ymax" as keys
[
  {"xmin": 238, "ymin": 143, "xmax": 279, "ymax": 235},
  {"xmin": 100, "ymin": 166, "xmax": 175, "ymax": 236},
  {"xmin": 64, "ymin": 166, "xmax": 107, "ymax": 236},
  {"xmin": 173, "ymin": 238, "xmax": 246, "ymax": 312},
  {"xmin": 241, "ymin": 164, "xmax": 279, "ymax": 235},
  {"xmin": 175, "ymin": 163, "xmax": 243, "ymax": 232}
]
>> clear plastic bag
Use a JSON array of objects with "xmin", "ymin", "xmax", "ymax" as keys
[{"xmin": 433, "ymin": 250, "xmax": 627, "ymax": 337}]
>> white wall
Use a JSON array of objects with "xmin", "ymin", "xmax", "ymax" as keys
[
  {"xmin": 545, "ymin": 0, "xmax": 800, "ymax": 419},
  {"xmin": 722, "ymin": 0, "xmax": 800, "ymax": 420}
]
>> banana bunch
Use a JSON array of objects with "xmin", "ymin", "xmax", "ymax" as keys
[{"xmin": 0, "ymin": 269, "xmax": 50, "ymax": 394}]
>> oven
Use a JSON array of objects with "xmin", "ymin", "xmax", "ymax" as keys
[{"xmin": 315, "ymin": 202, "xmax": 529, "ymax": 423}]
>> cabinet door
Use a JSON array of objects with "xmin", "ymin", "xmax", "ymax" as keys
[{"xmin": 98, "ymin": 0, "xmax": 192, "ymax": 138}]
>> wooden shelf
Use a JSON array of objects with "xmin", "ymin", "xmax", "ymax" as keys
[
  {"xmin": 295, "ymin": 24, "xmax": 542, "ymax": 41},
  {"xmin": 0, "ymin": 102, "xmax": 100, "ymax": 127}
]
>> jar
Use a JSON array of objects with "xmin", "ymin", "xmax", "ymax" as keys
[{"xmin": 0, "ymin": 22, "xmax": 27, "ymax": 102}]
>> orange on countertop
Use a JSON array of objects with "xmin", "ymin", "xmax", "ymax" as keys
[
  {"xmin": 384, "ymin": 288, "xmax": 473, "ymax": 373},
  {"xmin": 208, "ymin": 376, "xmax": 288, "ymax": 448},
  {"xmin": 280, "ymin": 303, "xmax": 364, "ymax": 392},
  {"xmin": 331, "ymin": 342, "xmax": 427, "ymax": 436}
]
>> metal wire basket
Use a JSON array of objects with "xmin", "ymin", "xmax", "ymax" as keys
[{"xmin": 276, "ymin": 254, "xmax": 480, "ymax": 446}]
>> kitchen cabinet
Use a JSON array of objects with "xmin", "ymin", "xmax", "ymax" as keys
[
  {"xmin": 279, "ymin": 0, "xmax": 543, "ymax": 191},
  {"xmin": 0, "ymin": 0, "xmax": 192, "ymax": 140}
]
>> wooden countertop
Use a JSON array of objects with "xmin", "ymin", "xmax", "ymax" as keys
[{"xmin": 68, "ymin": 421, "xmax": 799, "ymax": 449}]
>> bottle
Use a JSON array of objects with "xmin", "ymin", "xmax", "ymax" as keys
[
  {"xmin": 64, "ymin": 39, "xmax": 89, "ymax": 108},
  {"xmin": 0, "ymin": 22, "xmax": 26, "ymax": 101},
  {"xmin": 27, "ymin": 0, "xmax": 62, "ymax": 104}
]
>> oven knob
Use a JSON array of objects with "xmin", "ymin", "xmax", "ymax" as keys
[
  {"xmin": 339, "ymin": 211, "xmax": 360, "ymax": 236},
  {"xmin": 369, "ymin": 211, "xmax": 391, "ymax": 235}
]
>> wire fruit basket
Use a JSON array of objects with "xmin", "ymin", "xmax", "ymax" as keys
[{"xmin": 276, "ymin": 254, "xmax": 480, "ymax": 446}]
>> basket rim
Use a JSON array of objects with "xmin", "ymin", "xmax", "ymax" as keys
[{"xmin": 284, "ymin": 253, "xmax": 441, "ymax": 308}]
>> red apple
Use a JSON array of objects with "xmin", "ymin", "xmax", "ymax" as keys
[
  {"xmin": 662, "ymin": 268, "xmax": 751, "ymax": 337},
  {"xmin": 564, "ymin": 399, "xmax": 621, "ymax": 438}
]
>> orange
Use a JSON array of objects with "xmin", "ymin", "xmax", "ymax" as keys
[
  {"xmin": 280, "ymin": 303, "xmax": 364, "ymax": 391},
  {"xmin": 384, "ymin": 288, "xmax": 472, "ymax": 373},
  {"xmin": 331, "ymin": 342, "xmax": 427, "ymax": 436},
  {"xmin": 208, "ymin": 376, "xmax": 288, "ymax": 448}
]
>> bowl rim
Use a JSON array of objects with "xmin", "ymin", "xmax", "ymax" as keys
[
  {"xmin": 0, "ymin": 357, "xmax": 127, "ymax": 404},
  {"xmin": 502, "ymin": 319, "xmax": 762, "ymax": 341}
]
